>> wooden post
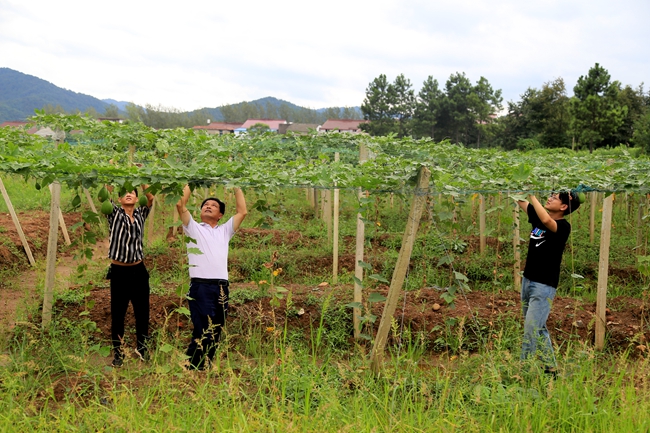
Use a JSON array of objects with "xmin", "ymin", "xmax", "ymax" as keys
[
  {"xmin": 147, "ymin": 195, "xmax": 157, "ymax": 246},
  {"xmin": 353, "ymin": 143, "xmax": 368, "ymax": 339},
  {"xmin": 589, "ymin": 192, "xmax": 597, "ymax": 244},
  {"xmin": 0, "ymin": 178, "xmax": 36, "ymax": 266},
  {"xmin": 332, "ymin": 153, "xmax": 340, "ymax": 284},
  {"xmin": 48, "ymin": 184, "xmax": 71, "ymax": 246},
  {"xmin": 370, "ymin": 167, "xmax": 430, "ymax": 374},
  {"xmin": 513, "ymin": 203, "xmax": 521, "ymax": 289},
  {"xmin": 42, "ymin": 181, "xmax": 61, "ymax": 327},
  {"xmin": 595, "ymin": 194, "xmax": 613, "ymax": 350},
  {"xmin": 637, "ymin": 195, "xmax": 645, "ymax": 249},
  {"xmin": 478, "ymin": 194, "xmax": 486, "ymax": 254},
  {"xmin": 83, "ymin": 188, "xmax": 98, "ymax": 214},
  {"xmin": 324, "ymin": 190, "xmax": 332, "ymax": 244}
]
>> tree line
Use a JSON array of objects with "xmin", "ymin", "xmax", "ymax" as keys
[
  {"xmin": 360, "ymin": 64, "xmax": 650, "ymax": 153},
  {"xmin": 43, "ymin": 100, "xmax": 362, "ymax": 130}
]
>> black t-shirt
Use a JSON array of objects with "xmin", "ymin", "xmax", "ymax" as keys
[{"xmin": 522, "ymin": 204, "xmax": 571, "ymax": 288}]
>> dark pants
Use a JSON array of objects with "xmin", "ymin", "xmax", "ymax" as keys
[
  {"xmin": 109, "ymin": 262, "xmax": 150, "ymax": 357},
  {"xmin": 186, "ymin": 279, "xmax": 229, "ymax": 370}
]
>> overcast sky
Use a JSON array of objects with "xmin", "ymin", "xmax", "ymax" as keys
[{"xmin": 1, "ymin": 0, "xmax": 648, "ymax": 112}]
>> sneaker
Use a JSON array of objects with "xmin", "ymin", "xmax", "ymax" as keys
[
  {"xmin": 544, "ymin": 366, "xmax": 558, "ymax": 379},
  {"xmin": 112, "ymin": 355, "xmax": 124, "ymax": 368}
]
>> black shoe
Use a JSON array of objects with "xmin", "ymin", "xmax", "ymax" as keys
[
  {"xmin": 112, "ymin": 355, "xmax": 124, "ymax": 368},
  {"xmin": 544, "ymin": 366, "xmax": 557, "ymax": 379}
]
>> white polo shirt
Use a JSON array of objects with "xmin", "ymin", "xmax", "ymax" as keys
[{"xmin": 182, "ymin": 215, "xmax": 235, "ymax": 280}]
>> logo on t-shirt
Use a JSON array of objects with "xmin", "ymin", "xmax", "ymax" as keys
[{"xmin": 530, "ymin": 227, "xmax": 546, "ymax": 240}]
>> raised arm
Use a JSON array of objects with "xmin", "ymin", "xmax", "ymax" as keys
[
  {"xmin": 176, "ymin": 185, "xmax": 192, "ymax": 227},
  {"xmin": 142, "ymin": 184, "xmax": 154, "ymax": 208},
  {"xmin": 529, "ymin": 195, "xmax": 558, "ymax": 232},
  {"xmin": 232, "ymin": 187, "xmax": 247, "ymax": 231}
]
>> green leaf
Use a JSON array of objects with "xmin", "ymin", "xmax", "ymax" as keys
[
  {"xmin": 369, "ymin": 273, "xmax": 389, "ymax": 283},
  {"xmin": 345, "ymin": 302, "xmax": 363, "ymax": 309},
  {"xmin": 453, "ymin": 271, "xmax": 469, "ymax": 282},
  {"xmin": 368, "ymin": 292, "xmax": 387, "ymax": 303},
  {"xmin": 353, "ymin": 276, "xmax": 364, "ymax": 288},
  {"xmin": 187, "ymin": 247, "xmax": 203, "ymax": 255},
  {"xmin": 160, "ymin": 343, "xmax": 174, "ymax": 354},
  {"xmin": 357, "ymin": 260, "xmax": 373, "ymax": 270},
  {"xmin": 175, "ymin": 306, "xmax": 191, "ymax": 316}
]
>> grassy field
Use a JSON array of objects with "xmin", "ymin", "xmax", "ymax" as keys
[{"xmin": 1, "ymin": 175, "xmax": 649, "ymax": 431}]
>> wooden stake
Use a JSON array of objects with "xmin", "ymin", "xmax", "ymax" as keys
[
  {"xmin": 637, "ymin": 195, "xmax": 645, "ymax": 249},
  {"xmin": 83, "ymin": 188, "xmax": 98, "ymax": 214},
  {"xmin": 332, "ymin": 153, "xmax": 340, "ymax": 284},
  {"xmin": 353, "ymin": 143, "xmax": 368, "ymax": 339},
  {"xmin": 324, "ymin": 189, "xmax": 332, "ymax": 244},
  {"xmin": 513, "ymin": 203, "xmax": 521, "ymax": 289},
  {"xmin": 370, "ymin": 167, "xmax": 430, "ymax": 374},
  {"xmin": 48, "ymin": 184, "xmax": 71, "ymax": 246},
  {"xmin": 42, "ymin": 181, "xmax": 61, "ymax": 327},
  {"xmin": 589, "ymin": 192, "xmax": 597, "ymax": 244},
  {"xmin": 595, "ymin": 194, "xmax": 613, "ymax": 350},
  {"xmin": 479, "ymin": 194, "xmax": 486, "ymax": 254},
  {"xmin": 0, "ymin": 177, "xmax": 36, "ymax": 266},
  {"xmin": 147, "ymin": 195, "xmax": 157, "ymax": 246}
]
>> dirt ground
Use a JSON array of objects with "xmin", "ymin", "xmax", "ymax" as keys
[{"xmin": 1, "ymin": 211, "xmax": 649, "ymax": 356}]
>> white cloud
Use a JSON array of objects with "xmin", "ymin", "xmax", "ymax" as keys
[{"xmin": 1, "ymin": 0, "xmax": 648, "ymax": 110}]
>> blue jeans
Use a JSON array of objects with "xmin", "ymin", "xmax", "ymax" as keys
[{"xmin": 521, "ymin": 277, "xmax": 556, "ymax": 367}]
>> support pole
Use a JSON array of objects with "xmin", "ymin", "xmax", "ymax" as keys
[
  {"xmin": 83, "ymin": 188, "xmax": 98, "ymax": 214},
  {"xmin": 370, "ymin": 167, "xmax": 430, "ymax": 374},
  {"xmin": 478, "ymin": 194, "xmax": 480, "ymax": 254},
  {"xmin": 353, "ymin": 144, "xmax": 368, "ymax": 339},
  {"xmin": 332, "ymin": 153, "xmax": 340, "ymax": 284},
  {"xmin": 595, "ymin": 194, "xmax": 613, "ymax": 350},
  {"xmin": 48, "ymin": 184, "xmax": 71, "ymax": 246},
  {"xmin": 0, "ymin": 178, "xmax": 36, "ymax": 266},
  {"xmin": 513, "ymin": 203, "xmax": 521, "ymax": 289},
  {"xmin": 42, "ymin": 181, "xmax": 61, "ymax": 327},
  {"xmin": 589, "ymin": 192, "xmax": 597, "ymax": 244}
]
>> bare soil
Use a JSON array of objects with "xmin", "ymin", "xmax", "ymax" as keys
[{"xmin": 1, "ymin": 211, "xmax": 649, "ymax": 356}]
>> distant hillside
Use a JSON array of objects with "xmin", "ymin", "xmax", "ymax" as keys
[
  {"xmin": 101, "ymin": 99, "xmax": 130, "ymax": 112},
  {"xmin": 0, "ymin": 68, "xmax": 112, "ymax": 122},
  {"xmin": 191, "ymin": 96, "xmax": 362, "ymax": 124},
  {"xmin": 0, "ymin": 68, "xmax": 362, "ymax": 125}
]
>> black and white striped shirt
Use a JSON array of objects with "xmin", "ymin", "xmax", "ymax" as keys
[{"xmin": 106, "ymin": 202, "xmax": 150, "ymax": 263}]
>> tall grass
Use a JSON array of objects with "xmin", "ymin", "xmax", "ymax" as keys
[{"xmin": 1, "ymin": 314, "xmax": 650, "ymax": 432}]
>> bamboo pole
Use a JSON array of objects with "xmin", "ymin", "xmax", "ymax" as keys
[
  {"xmin": 332, "ymin": 153, "xmax": 340, "ymax": 284},
  {"xmin": 42, "ymin": 181, "xmax": 61, "ymax": 327},
  {"xmin": 370, "ymin": 167, "xmax": 430, "ymax": 374},
  {"xmin": 478, "ymin": 194, "xmax": 480, "ymax": 254},
  {"xmin": 595, "ymin": 194, "xmax": 613, "ymax": 350},
  {"xmin": 353, "ymin": 143, "xmax": 368, "ymax": 339},
  {"xmin": 0, "ymin": 178, "xmax": 36, "ymax": 266}
]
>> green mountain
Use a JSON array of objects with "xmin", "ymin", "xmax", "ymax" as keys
[
  {"xmin": 0, "ymin": 68, "xmax": 362, "ymax": 125},
  {"xmin": 0, "ymin": 68, "xmax": 112, "ymax": 122}
]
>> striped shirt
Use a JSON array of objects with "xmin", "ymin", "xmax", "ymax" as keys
[{"xmin": 106, "ymin": 202, "xmax": 150, "ymax": 263}]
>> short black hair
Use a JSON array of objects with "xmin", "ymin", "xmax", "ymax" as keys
[
  {"xmin": 558, "ymin": 191, "xmax": 580, "ymax": 215},
  {"xmin": 201, "ymin": 197, "xmax": 225, "ymax": 215}
]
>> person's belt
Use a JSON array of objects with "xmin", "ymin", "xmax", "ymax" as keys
[{"xmin": 190, "ymin": 278, "xmax": 229, "ymax": 285}]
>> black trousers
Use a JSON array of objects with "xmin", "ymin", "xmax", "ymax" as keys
[
  {"xmin": 186, "ymin": 279, "xmax": 229, "ymax": 370},
  {"xmin": 109, "ymin": 262, "xmax": 150, "ymax": 356}
]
